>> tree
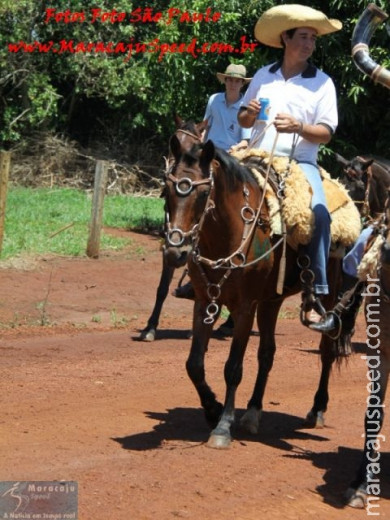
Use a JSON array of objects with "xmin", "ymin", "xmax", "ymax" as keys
[{"xmin": 1, "ymin": 0, "xmax": 390, "ymax": 171}]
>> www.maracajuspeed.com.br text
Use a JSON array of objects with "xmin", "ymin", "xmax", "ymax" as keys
[{"xmin": 7, "ymin": 36, "xmax": 258, "ymax": 62}]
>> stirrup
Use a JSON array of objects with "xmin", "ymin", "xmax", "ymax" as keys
[
  {"xmin": 309, "ymin": 310, "xmax": 342, "ymax": 340},
  {"xmin": 300, "ymin": 294, "xmax": 326, "ymax": 327},
  {"xmin": 298, "ymin": 253, "xmax": 326, "ymax": 327}
]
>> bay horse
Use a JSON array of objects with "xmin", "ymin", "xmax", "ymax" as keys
[
  {"xmin": 347, "ymin": 194, "xmax": 390, "ymax": 509},
  {"xmin": 336, "ymin": 153, "xmax": 390, "ymax": 219},
  {"xmin": 164, "ymin": 138, "xmax": 348, "ymax": 448},
  {"xmin": 139, "ymin": 115, "xmax": 207, "ymax": 342}
]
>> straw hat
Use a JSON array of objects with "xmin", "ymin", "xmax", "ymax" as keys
[
  {"xmin": 254, "ymin": 4, "xmax": 342, "ymax": 48},
  {"xmin": 216, "ymin": 64, "xmax": 252, "ymax": 84}
]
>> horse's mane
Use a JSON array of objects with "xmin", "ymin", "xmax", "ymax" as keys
[
  {"xmin": 213, "ymin": 147, "xmax": 256, "ymax": 188},
  {"xmin": 179, "ymin": 142, "xmax": 257, "ymax": 191}
]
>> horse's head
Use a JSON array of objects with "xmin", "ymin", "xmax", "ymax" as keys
[
  {"xmin": 336, "ymin": 153, "xmax": 374, "ymax": 216},
  {"xmin": 172, "ymin": 114, "xmax": 208, "ymax": 154},
  {"xmin": 163, "ymin": 139, "xmax": 215, "ymax": 267}
]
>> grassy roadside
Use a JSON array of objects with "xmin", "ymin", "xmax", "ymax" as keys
[{"xmin": 2, "ymin": 186, "xmax": 164, "ymax": 260}]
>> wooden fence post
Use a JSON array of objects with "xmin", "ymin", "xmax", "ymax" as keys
[
  {"xmin": 0, "ymin": 151, "xmax": 11, "ymax": 256},
  {"xmin": 86, "ymin": 160, "xmax": 108, "ymax": 258}
]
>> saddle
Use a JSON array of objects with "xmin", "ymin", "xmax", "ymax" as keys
[{"xmin": 231, "ymin": 148, "xmax": 362, "ymax": 250}]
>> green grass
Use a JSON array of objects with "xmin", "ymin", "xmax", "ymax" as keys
[
  {"xmin": 103, "ymin": 193, "xmax": 164, "ymax": 230},
  {"xmin": 2, "ymin": 186, "xmax": 164, "ymax": 260}
]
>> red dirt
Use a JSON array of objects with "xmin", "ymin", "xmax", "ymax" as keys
[{"xmin": 0, "ymin": 229, "xmax": 389, "ymax": 519}]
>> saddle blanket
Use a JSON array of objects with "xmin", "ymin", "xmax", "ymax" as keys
[
  {"xmin": 232, "ymin": 148, "xmax": 362, "ymax": 249},
  {"xmin": 357, "ymin": 234, "xmax": 384, "ymax": 280}
]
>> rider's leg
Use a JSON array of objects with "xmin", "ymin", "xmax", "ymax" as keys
[
  {"xmin": 298, "ymin": 162, "xmax": 331, "ymax": 323},
  {"xmin": 310, "ymin": 226, "xmax": 374, "ymax": 334}
]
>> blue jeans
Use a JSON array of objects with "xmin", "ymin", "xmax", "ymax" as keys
[
  {"xmin": 343, "ymin": 225, "xmax": 374, "ymax": 278},
  {"xmin": 299, "ymin": 162, "xmax": 331, "ymax": 295}
]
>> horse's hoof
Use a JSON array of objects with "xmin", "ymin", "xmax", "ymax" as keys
[
  {"xmin": 139, "ymin": 329, "xmax": 156, "ymax": 342},
  {"xmin": 240, "ymin": 408, "xmax": 262, "ymax": 434},
  {"xmin": 207, "ymin": 434, "xmax": 231, "ymax": 449},
  {"xmin": 345, "ymin": 487, "xmax": 367, "ymax": 509},
  {"xmin": 304, "ymin": 410, "xmax": 324, "ymax": 428}
]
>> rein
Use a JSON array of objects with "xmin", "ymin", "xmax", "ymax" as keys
[
  {"xmin": 189, "ymin": 172, "xmax": 275, "ymax": 325},
  {"xmin": 362, "ymin": 164, "xmax": 373, "ymax": 218},
  {"xmin": 163, "ymin": 128, "xmax": 298, "ymax": 324},
  {"xmin": 192, "ymin": 189, "xmax": 284, "ymax": 270},
  {"xmin": 190, "ymin": 133, "xmax": 288, "ymax": 324}
]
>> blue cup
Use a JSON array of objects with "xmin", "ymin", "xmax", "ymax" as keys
[{"xmin": 258, "ymin": 98, "xmax": 270, "ymax": 121}]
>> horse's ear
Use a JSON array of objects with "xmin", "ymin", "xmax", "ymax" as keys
[
  {"xmin": 169, "ymin": 134, "xmax": 181, "ymax": 161},
  {"xmin": 197, "ymin": 119, "xmax": 208, "ymax": 135},
  {"xmin": 334, "ymin": 153, "xmax": 349, "ymax": 167},
  {"xmin": 174, "ymin": 113, "xmax": 183, "ymax": 129},
  {"xmin": 200, "ymin": 140, "xmax": 215, "ymax": 165},
  {"xmin": 357, "ymin": 156, "xmax": 374, "ymax": 168}
]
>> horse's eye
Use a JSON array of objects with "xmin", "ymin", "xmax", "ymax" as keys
[{"xmin": 198, "ymin": 189, "xmax": 210, "ymax": 201}]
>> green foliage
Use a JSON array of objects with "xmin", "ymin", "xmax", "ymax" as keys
[
  {"xmin": 1, "ymin": 1, "xmax": 390, "ymax": 164},
  {"xmin": 2, "ymin": 187, "xmax": 164, "ymax": 260}
]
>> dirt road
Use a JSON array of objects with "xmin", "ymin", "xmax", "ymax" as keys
[{"xmin": 0, "ymin": 230, "xmax": 388, "ymax": 519}]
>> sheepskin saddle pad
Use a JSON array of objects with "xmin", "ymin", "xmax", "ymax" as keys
[
  {"xmin": 357, "ymin": 234, "xmax": 384, "ymax": 281},
  {"xmin": 231, "ymin": 148, "xmax": 361, "ymax": 249}
]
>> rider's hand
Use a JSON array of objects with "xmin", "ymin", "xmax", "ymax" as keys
[{"xmin": 273, "ymin": 113, "xmax": 302, "ymax": 134}]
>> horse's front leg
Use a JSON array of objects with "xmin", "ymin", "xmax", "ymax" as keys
[
  {"xmin": 139, "ymin": 254, "xmax": 176, "ymax": 342},
  {"xmin": 208, "ymin": 305, "xmax": 255, "ymax": 449},
  {"xmin": 240, "ymin": 299, "xmax": 282, "ymax": 435},
  {"xmin": 305, "ymin": 334, "xmax": 336, "ymax": 428},
  {"xmin": 186, "ymin": 301, "xmax": 223, "ymax": 429}
]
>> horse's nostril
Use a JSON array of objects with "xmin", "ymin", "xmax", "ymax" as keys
[{"xmin": 164, "ymin": 246, "xmax": 189, "ymax": 268}]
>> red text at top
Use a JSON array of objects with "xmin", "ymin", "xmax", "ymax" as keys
[{"xmin": 44, "ymin": 8, "xmax": 222, "ymax": 25}]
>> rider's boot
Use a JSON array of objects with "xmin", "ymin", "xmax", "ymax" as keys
[{"xmin": 309, "ymin": 273, "xmax": 363, "ymax": 336}]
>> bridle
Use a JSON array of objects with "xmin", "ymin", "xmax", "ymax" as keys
[
  {"xmin": 164, "ymin": 164, "xmax": 214, "ymax": 247},
  {"xmin": 175, "ymin": 128, "xmax": 202, "ymax": 142},
  {"xmin": 163, "ymin": 125, "xmax": 208, "ymax": 247},
  {"xmin": 165, "ymin": 151, "xmax": 282, "ymax": 272},
  {"xmin": 163, "ymin": 149, "xmax": 285, "ymax": 324}
]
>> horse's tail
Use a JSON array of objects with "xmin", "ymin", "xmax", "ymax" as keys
[
  {"xmin": 351, "ymin": 3, "xmax": 390, "ymax": 89},
  {"xmin": 335, "ymin": 284, "xmax": 365, "ymax": 361}
]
